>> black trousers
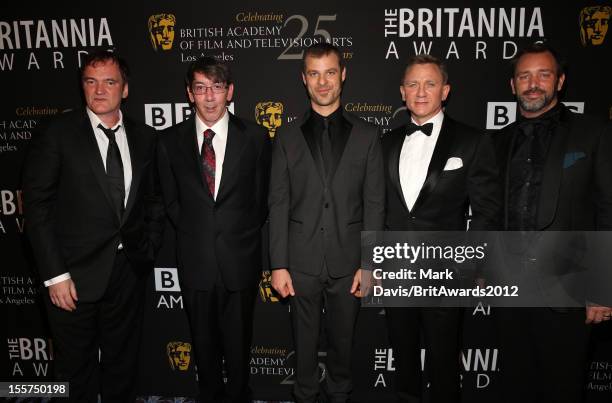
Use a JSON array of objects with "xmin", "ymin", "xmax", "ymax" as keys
[
  {"xmin": 289, "ymin": 267, "xmax": 360, "ymax": 403},
  {"xmin": 495, "ymin": 307, "xmax": 590, "ymax": 403},
  {"xmin": 44, "ymin": 250, "xmax": 146, "ymax": 403},
  {"xmin": 385, "ymin": 307, "xmax": 463, "ymax": 403},
  {"xmin": 181, "ymin": 282, "xmax": 257, "ymax": 403}
]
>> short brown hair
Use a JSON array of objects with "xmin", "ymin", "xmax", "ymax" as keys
[
  {"xmin": 185, "ymin": 56, "xmax": 232, "ymax": 87},
  {"xmin": 302, "ymin": 42, "xmax": 345, "ymax": 72},
  {"xmin": 401, "ymin": 54, "xmax": 448, "ymax": 84},
  {"xmin": 511, "ymin": 42, "xmax": 565, "ymax": 77},
  {"xmin": 80, "ymin": 50, "xmax": 129, "ymax": 84}
]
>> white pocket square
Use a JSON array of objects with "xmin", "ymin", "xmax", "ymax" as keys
[{"xmin": 443, "ymin": 157, "xmax": 463, "ymax": 171}]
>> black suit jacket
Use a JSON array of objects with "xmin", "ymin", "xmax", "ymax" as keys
[
  {"xmin": 383, "ymin": 115, "xmax": 500, "ymax": 231},
  {"xmin": 493, "ymin": 105, "xmax": 612, "ymax": 306},
  {"xmin": 494, "ymin": 105, "xmax": 612, "ymax": 231},
  {"xmin": 157, "ymin": 113, "xmax": 271, "ymax": 291},
  {"xmin": 268, "ymin": 110, "xmax": 385, "ymax": 278},
  {"xmin": 23, "ymin": 109, "xmax": 164, "ymax": 302}
]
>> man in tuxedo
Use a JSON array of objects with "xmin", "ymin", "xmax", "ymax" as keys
[
  {"xmin": 22, "ymin": 50, "xmax": 163, "ymax": 402},
  {"xmin": 157, "ymin": 57, "xmax": 270, "ymax": 402},
  {"xmin": 382, "ymin": 54, "xmax": 500, "ymax": 403},
  {"xmin": 269, "ymin": 43, "xmax": 385, "ymax": 403},
  {"xmin": 492, "ymin": 43, "xmax": 612, "ymax": 403}
]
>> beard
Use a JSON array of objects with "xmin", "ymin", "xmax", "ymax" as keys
[{"xmin": 516, "ymin": 86, "xmax": 556, "ymax": 113}]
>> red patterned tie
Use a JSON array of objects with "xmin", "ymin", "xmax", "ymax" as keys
[{"xmin": 201, "ymin": 129, "xmax": 216, "ymax": 197}]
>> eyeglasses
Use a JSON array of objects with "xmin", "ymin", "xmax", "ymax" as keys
[{"xmin": 191, "ymin": 83, "xmax": 227, "ymax": 95}]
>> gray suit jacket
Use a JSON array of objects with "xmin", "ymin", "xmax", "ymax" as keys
[{"xmin": 268, "ymin": 109, "xmax": 385, "ymax": 278}]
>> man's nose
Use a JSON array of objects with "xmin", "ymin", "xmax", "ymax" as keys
[
  {"xmin": 416, "ymin": 84, "xmax": 426, "ymax": 97},
  {"xmin": 527, "ymin": 75, "xmax": 539, "ymax": 89}
]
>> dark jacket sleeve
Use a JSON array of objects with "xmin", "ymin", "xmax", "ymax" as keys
[
  {"xmin": 363, "ymin": 127, "xmax": 386, "ymax": 232},
  {"xmin": 468, "ymin": 132, "xmax": 503, "ymax": 231},
  {"xmin": 268, "ymin": 130, "xmax": 290, "ymax": 269},
  {"xmin": 22, "ymin": 122, "xmax": 67, "ymax": 281}
]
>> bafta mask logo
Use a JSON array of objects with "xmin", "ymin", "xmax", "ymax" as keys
[
  {"xmin": 255, "ymin": 101, "xmax": 284, "ymax": 138},
  {"xmin": 148, "ymin": 13, "xmax": 176, "ymax": 51},
  {"xmin": 259, "ymin": 270, "xmax": 279, "ymax": 303},
  {"xmin": 167, "ymin": 341, "xmax": 191, "ymax": 371},
  {"xmin": 579, "ymin": 6, "xmax": 611, "ymax": 46}
]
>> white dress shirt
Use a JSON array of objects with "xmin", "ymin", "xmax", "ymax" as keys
[
  {"xmin": 44, "ymin": 108, "xmax": 133, "ymax": 287},
  {"xmin": 398, "ymin": 110, "xmax": 445, "ymax": 211},
  {"xmin": 195, "ymin": 109, "xmax": 229, "ymax": 200}
]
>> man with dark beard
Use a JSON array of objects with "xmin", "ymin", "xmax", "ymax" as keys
[{"xmin": 492, "ymin": 42, "xmax": 612, "ymax": 403}]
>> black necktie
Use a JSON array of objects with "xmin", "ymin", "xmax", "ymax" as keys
[
  {"xmin": 406, "ymin": 122, "xmax": 434, "ymax": 136},
  {"xmin": 320, "ymin": 118, "xmax": 333, "ymax": 176},
  {"xmin": 98, "ymin": 123, "xmax": 125, "ymax": 219}
]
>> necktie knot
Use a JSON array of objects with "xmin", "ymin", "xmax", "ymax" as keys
[
  {"xmin": 203, "ymin": 129, "xmax": 215, "ymax": 146},
  {"xmin": 406, "ymin": 122, "xmax": 433, "ymax": 136},
  {"xmin": 98, "ymin": 123, "xmax": 120, "ymax": 143}
]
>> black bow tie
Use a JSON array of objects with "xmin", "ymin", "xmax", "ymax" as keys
[{"xmin": 406, "ymin": 122, "xmax": 434, "ymax": 136}]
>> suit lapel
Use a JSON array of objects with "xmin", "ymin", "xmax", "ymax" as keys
[
  {"xmin": 327, "ymin": 115, "xmax": 352, "ymax": 184},
  {"xmin": 179, "ymin": 118, "xmax": 214, "ymax": 206},
  {"xmin": 411, "ymin": 117, "xmax": 455, "ymax": 212},
  {"xmin": 300, "ymin": 113, "xmax": 326, "ymax": 184},
  {"xmin": 216, "ymin": 114, "xmax": 247, "ymax": 204},
  {"xmin": 536, "ymin": 120, "xmax": 569, "ymax": 229},
  {"xmin": 388, "ymin": 131, "xmax": 409, "ymax": 211},
  {"xmin": 122, "ymin": 119, "xmax": 144, "ymax": 224},
  {"xmin": 77, "ymin": 111, "xmax": 121, "ymax": 223}
]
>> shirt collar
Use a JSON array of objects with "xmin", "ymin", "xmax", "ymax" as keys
[
  {"xmin": 518, "ymin": 102, "xmax": 563, "ymax": 125},
  {"xmin": 86, "ymin": 107, "xmax": 123, "ymax": 131},
  {"xmin": 310, "ymin": 105, "xmax": 343, "ymax": 128},
  {"xmin": 195, "ymin": 109, "xmax": 229, "ymax": 140}
]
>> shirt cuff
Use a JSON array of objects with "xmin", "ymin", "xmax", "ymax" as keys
[{"xmin": 43, "ymin": 273, "xmax": 71, "ymax": 287}]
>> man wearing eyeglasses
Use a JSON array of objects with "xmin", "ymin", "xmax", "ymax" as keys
[{"xmin": 157, "ymin": 56, "xmax": 271, "ymax": 402}]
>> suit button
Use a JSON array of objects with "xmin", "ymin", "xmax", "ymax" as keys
[
  {"xmin": 324, "ymin": 203, "xmax": 329, "ymax": 208},
  {"xmin": 320, "ymin": 227, "xmax": 324, "ymax": 232},
  {"xmin": 410, "ymin": 216, "xmax": 416, "ymax": 220}
]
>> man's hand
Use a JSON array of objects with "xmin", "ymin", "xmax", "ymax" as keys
[
  {"xmin": 586, "ymin": 304, "xmax": 612, "ymax": 324},
  {"xmin": 351, "ymin": 269, "xmax": 378, "ymax": 298},
  {"xmin": 48, "ymin": 279, "xmax": 78, "ymax": 312},
  {"xmin": 271, "ymin": 269, "xmax": 295, "ymax": 298}
]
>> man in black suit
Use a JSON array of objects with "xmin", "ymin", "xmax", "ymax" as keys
[
  {"xmin": 157, "ymin": 57, "xmax": 270, "ymax": 402},
  {"xmin": 492, "ymin": 43, "xmax": 612, "ymax": 403},
  {"xmin": 269, "ymin": 43, "xmax": 385, "ymax": 403},
  {"xmin": 382, "ymin": 55, "xmax": 500, "ymax": 403},
  {"xmin": 22, "ymin": 50, "xmax": 163, "ymax": 402}
]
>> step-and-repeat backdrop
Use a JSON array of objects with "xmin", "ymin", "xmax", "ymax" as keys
[{"xmin": 1, "ymin": 1, "xmax": 611, "ymax": 401}]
